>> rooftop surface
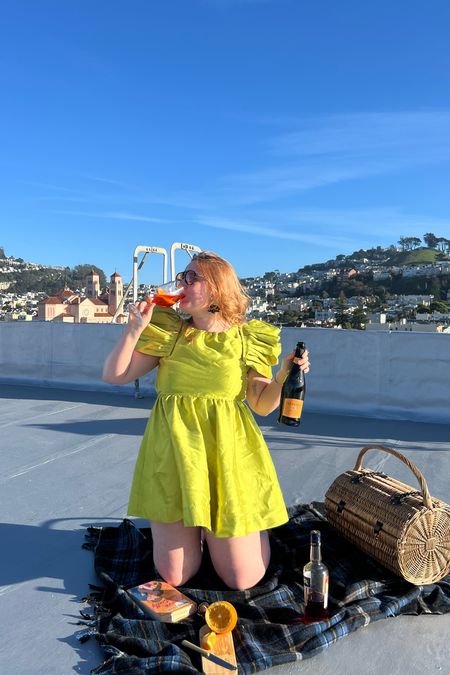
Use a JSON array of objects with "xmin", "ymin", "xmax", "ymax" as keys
[{"xmin": 1, "ymin": 383, "xmax": 449, "ymax": 675}]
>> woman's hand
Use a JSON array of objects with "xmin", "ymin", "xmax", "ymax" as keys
[
  {"xmin": 247, "ymin": 349, "xmax": 310, "ymax": 416},
  {"xmin": 103, "ymin": 296, "xmax": 159, "ymax": 385},
  {"xmin": 127, "ymin": 297, "xmax": 155, "ymax": 334},
  {"xmin": 276, "ymin": 348, "xmax": 310, "ymax": 384}
]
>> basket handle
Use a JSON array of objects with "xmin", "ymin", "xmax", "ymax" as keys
[{"xmin": 353, "ymin": 445, "xmax": 434, "ymax": 510}]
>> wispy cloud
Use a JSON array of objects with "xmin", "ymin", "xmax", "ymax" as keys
[
  {"xmin": 51, "ymin": 209, "xmax": 172, "ymax": 224},
  {"xmin": 19, "ymin": 180, "xmax": 86, "ymax": 194},
  {"xmin": 136, "ymin": 110, "xmax": 450, "ymax": 211},
  {"xmin": 193, "ymin": 206, "xmax": 450, "ymax": 251},
  {"xmin": 224, "ymin": 110, "xmax": 450, "ymax": 204},
  {"xmin": 268, "ymin": 111, "xmax": 450, "ymax": 160},
  {"xmin": 25, "ymin": 109, "xmax": 450, "ymax": 218},
  {"xmin": 194, "ymin": 215, "xmax": 305, "ymax": 242},
  {"xmin": 33, "ymin": 110, "xmax": 450, "ymax": 243},
  {"xmin": 279, "ymin": 206, "xmax": 450, "ymax": 233},
  {"xmin": 194, "ymin": 214, "xmax": 363, "ymax": 250},
  {"xmin": 214, "ymin": 162, "xmax": 373, "ymax": 204},
  {"xmin": 204, "ymin": 0, "xmax": 271, "ymax": 6},
  {"xmin": 81, "ymin": 175, "xmax": 134, "ymax": 191},
  {"xmin": 24, "ymin": 174, "xmax": 138, "ymax": 205}
]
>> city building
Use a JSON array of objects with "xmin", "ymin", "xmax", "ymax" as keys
[{"xmin": 37, "ymin": 270, "xmax": 126, "ymax": 323}]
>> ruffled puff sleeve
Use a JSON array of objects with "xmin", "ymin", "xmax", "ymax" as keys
[
  {"xmin": 134, "ymin": 306, "xmax": 183, "ymax": 357},
  {"xmin": 243, "ymin": 319, "xmax": 281, "ymax": 380}
]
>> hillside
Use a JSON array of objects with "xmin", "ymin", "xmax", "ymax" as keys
[
  {"xmin": 0, "ymin": 248, "xmax": 106, "ymax": 295},
  {"xmin": 2, "ymin": 238, "xmax": 449, "ymax": 300},
  {"xmin": 386, "ymin": 247, "xmax": 450, "ymax": 266},
  {"xmin": 295, "ymin": 244, "xmax": 450, "ymax": 303},
  {"xmin": 302, "ymin": 245, "xmax": 449, "ymax": 273},
  {"xmin": 10, "ymin": 265, "xmax": 107, "ymax": 296}
]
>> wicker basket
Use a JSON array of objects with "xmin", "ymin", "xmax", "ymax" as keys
[{"xmin": 324, "ymin": 445, "xmax": 450, "ymax": 585}]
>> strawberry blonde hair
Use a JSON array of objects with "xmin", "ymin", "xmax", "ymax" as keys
[{"xmin": 192, "ymin": 251, "xmax": 250, "ymax": 326}]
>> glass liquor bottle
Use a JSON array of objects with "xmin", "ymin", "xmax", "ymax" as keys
[
  {"xmin": 278, "ymin": 341, "xmax": 306, "ymax": 426},
  {"xmin": 303, "ymin": 530, "xmax": 329, "ymax": 622}
]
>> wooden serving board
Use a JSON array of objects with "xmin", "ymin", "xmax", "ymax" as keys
[{"xmin": 199, "ymin": 625, "xmax": 237, "ymax": 674}]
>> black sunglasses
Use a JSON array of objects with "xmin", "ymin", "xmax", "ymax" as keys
[{"xmin": 175, "ymin": 270, "xmax": 205, "ymax": 286}]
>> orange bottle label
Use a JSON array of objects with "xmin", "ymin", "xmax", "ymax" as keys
[{"xmin": 282, "ymin": 398, "xmax": 303, "ymax": 418}]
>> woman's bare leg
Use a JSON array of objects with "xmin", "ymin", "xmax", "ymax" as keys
[
  {"xmin": 150, "ymin": 520, "xmax": 203, "ymax": 586},
  {"xmin": 205, "ymin": 530, "xmax": 271, "ymax": 590}
]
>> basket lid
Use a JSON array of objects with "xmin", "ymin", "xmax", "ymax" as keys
[{"xmin": 399, "ymin": 507, "xmax": 450, "ymax": 584}]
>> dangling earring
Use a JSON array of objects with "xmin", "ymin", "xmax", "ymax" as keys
[{"xmin": 208, "ymin": 303, "xmax": 220, "ymax": 313}]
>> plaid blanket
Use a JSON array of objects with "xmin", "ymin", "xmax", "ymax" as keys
[{"xmin": 80, "ymin": 504, "xmax": 450, "ymax": 674}]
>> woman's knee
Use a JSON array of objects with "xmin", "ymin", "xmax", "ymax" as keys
[
  {"xmin": 151, "ymin": 520, "xmax": 203, "ymax": 587},
  {"xmin": 206, "ymin": 530, "xmax": 271, "ymax": 590},
  {"xmin": 219, "ymin": 566, "xmax": 267, "ymax": 591},
  {"xmin": 154, "ymin": 560, "xmax": 201, "ymax": 587},
  {"xmin": 153, "ymin": 545, "xmax": 203, "ymax": 586}
]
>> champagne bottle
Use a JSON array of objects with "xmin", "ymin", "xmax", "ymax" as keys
[
  {"xmin": 278, "ymin": 341, "xmax": 306, "ymax": 426},
  {"xmin": 303, "ymin": 530, "xmax": 329, "ymax": 622}
]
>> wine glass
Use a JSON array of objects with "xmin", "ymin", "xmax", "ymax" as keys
[{"xmin": 146, "ymin": 280, "xmax": 185, "ymax": 308}]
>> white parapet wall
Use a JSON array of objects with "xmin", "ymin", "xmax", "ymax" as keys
[
  {"xmin": 0, "ymin": 322, "xmax": 449, "ymax": 424},
  {"xmin": 281, "ymin": 327, "xmax": 450, "ymax": 424}
]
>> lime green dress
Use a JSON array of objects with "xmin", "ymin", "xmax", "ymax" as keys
[{"xmin": 127, "ymin": 306, "xmax": 288, "ymax": 538}]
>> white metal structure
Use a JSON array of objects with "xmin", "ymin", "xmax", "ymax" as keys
[
  {"xmin": 132, "ymin": 245, "xmax": 169, "ymax": 301},
  {"xmin": 169, "ymin": 242, "xmax": 202, "ymax": 280},
  {"xmin": 111, "ymin": 242, "xmax": 201, "ymax": 323}
]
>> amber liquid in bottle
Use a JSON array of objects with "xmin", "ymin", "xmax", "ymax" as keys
[
  {"xmin": 303, "ymin": 529, "xmax": 329, "ymax": 623},
  {"xmin": 278, "ymin": 341, "xmax": 306, "ymax": 426}
]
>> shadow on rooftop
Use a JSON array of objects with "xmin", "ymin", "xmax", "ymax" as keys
[
  {"xmin": 0, "ymin": 383, "xmax": 155, "ymax": 410},
  {"xmin": 59, "ymin": 631, "xmax": 102, "ymax": 675},
  {"xmin": 0, "ymin": 517, "xmax": 121, "ymax": 674},
  {"xmin": 25, "ymin": 417, "xmax": 149, "ymax": 437},
  {"xmin": 0, "ymin": 517, "xmax": 118, "ymax": 589},
  {"xmin": 2, "ymin": 383, "xmax": 449, "ymax": 446},
  {"xmin": 258, "ymin": 410, "xmax": 450, "ymax": 446}
]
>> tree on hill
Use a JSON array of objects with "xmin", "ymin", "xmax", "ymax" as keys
[
  {"xmin": 423, "ymin": 232, "xmax": 439, "ymax": 249},
  {"xmin": 437, "ymin": 237, "xmax": 450, "ymax": 253},
  {"xmin": 398, "ymin": 236, "xmax": 422, "ymax": 251},
  {"xmin": 351, "ymin": 306, "xmax": 366, "ymax": 330},
  {"xmin": 430, "ymin": 300, "xmax": 449, "ymax": 313},
  {"xmin": 373, "ymin": 285, "xmax": 390, "ymax": 305},
  {"xmin": 0, "ymin": 246, "xmax": 5, "ymax": 259},
  {"xmin": 422, "ymin": 233, "xmax": 450, "ymax": 252},
  {"xmin": 263, "ymin": 271, "xmax": 278, "ymax": 281},
  {"xmin": 335, "ymin": 291, "xmax": 348, "ymax": 327},
  {"xmin": 8, "ymin": 262, "xmax": 107, "ymax": 296},
  {"xmin": 416, "ymin": 304, "xmax": 429, "ymax": 314},
  {"xmin": 71, "ymin": 264, "xmax": 106, "ymax": 288},
  {"xmin": 280, "ymin": 309, "xmax": 302, "ymax": 325}
]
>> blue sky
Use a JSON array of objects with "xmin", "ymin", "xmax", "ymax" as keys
[{"xmin": 1, "ymin": 0, "xmax": 450, "ymax": 283}]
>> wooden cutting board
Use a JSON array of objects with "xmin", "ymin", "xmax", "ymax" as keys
[{"xmin": 199, "ymin": 625, "xmax": 237, "ymax": 673}]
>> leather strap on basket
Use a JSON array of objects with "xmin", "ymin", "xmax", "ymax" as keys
[{"xmin": 353, "ymin": 445, "xmax": 434, "ymax": 510}]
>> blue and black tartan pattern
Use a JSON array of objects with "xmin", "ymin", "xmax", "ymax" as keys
[{"xmin": 81, "ymin": 504, "xmax": 450, "ymax": 674}]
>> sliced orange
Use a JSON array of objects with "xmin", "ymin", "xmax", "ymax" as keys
[
  {"xmin": 205, "ymin": 601, "xmax": 238, "ymax": 634},
  {"xmin": 200, "ymin": 631, "xmax": 217, "ymax": 651}
]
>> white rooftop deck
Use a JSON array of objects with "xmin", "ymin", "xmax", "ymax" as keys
[{"xmin": 0, "ymin": 323, "xmax": 449, "ymax": 674}]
